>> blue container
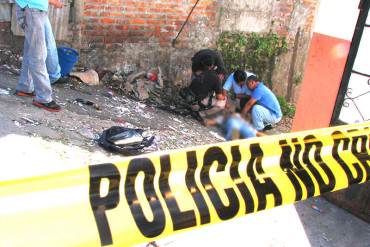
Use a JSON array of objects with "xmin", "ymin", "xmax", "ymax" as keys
[{"xmin": 57, "ymin": 47, "xmax": 79, "ymax": 77}]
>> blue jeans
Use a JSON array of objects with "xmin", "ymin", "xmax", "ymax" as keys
[
  {"xmin": 16, "ymin": 5, "xmax": 61, "ymax": 103},
  {"xmin": 223, "ymin": 116, "xmax": 257, "ymax": 140},
  {"xmin": 251, "ymin": 104, "xmax": 282, "ymax": 131}
]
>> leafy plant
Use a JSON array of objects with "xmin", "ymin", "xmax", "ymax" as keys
[
  {"xmin": 217, "ymin": 31, "xmax": 288, "ymax": 88},
  {"xmin": 277, "ymin": 96, "xmax": 296, "ymax": 118},
  {"xmin": 294, "ymin": 74, "xmax": 303, "ymax": 85}
]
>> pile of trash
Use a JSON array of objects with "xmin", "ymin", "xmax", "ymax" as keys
[
  {"xmin": 100, "ymin": 67, "xmax": 164, "ymax": 100},
  {"xmin": 99, "ymin": 67, "xmax": 190, "ymax": 115},
  {"xmin": 0, "ymin": 48, "xmax": 22, "ymax": 75}
]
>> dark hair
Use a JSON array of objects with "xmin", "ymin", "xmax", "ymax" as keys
[
  {"xmin": 233, "ymin": 70, "xmax": 247, "ymax": 83},
  {"xmin": 200, "ymin": 54, "xmax": 215, "ymax": 69},
  {"xmin": 247, "ymin": 75, "xmax": 258, "ymax": 82}
]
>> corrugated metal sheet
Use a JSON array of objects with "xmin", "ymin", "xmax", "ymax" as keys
[{"xmin": 11, "ymin": 1, "xmax": 70, "ymax": 41}]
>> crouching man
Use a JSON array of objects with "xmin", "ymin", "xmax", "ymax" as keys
[
  {"xmin": 180, "ymin": 55, "xmax": 226, "ymax": 115},
  {"xmin": 241, "ymin": 75, "xmax": 282, "ymax": 131}
]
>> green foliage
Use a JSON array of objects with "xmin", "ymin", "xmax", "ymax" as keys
[
  {"xmin": 277, "ymin": 96, "xmax": 296, "ymax": 118},
  {"xmin": 217, "ymin": 31, "xmax": 288, "ymax": 88},
  {"xmin": 294, "ymin": 74, "xmax": 303, "ymax": 85}
]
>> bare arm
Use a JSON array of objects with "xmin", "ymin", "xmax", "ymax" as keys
[
  {"xmin": 203, "ymin": 118, "xmax": 217, "ymax": 127},
  {"xmin": 216, "ymin": 93, "xmax": 225, "ymax": 100},
  {"xmin": 236, "ymin": 93, "xmax": 249, "ymax": 99},
  {"xmin": 256, "ymin": 131, "xmax": 266, "ymax": 137},
  {"xmin": 49, "ymin": 0, "xmax": 63, "ymax": 8},
  {"xmin": 241, "ymin": 98, "xmax": 257, "ymax": 116}
]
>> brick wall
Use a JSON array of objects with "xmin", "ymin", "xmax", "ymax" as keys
[
  {"xmin": 81, "ymin": 0, "xmax": 220, "ymax": 47},
  {"xmin": 271, "ymin": 0, "xmax": 320, "ymax": 39},
  {"xmin": 0, "ymin": 0, "xmax": 321, "ymax": 96}
]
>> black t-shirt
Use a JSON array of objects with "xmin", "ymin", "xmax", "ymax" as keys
[
  {"xmin": 191, "ymin": 49, "xmax": 226, "ymax": 75},
  {"xmin": 189, "ymin": 70, "xmax": 222, "ymax": 100}
]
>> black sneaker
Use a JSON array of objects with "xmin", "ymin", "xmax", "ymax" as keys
[
  {"xmin": 53, "ymin": 77, "xmax": 70, "ymax": 84},
  {"xmin": 262, "ymin": 124, "xmax": 273, "ymax": 132},
  {"xmin": 32, "ymin": 100, "xmax": 61, "ymax": 112}
]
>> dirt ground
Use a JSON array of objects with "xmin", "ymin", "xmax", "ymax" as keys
[{"xmin": 0, "ymin": 67, "xmax": 369, "ymax": 247}]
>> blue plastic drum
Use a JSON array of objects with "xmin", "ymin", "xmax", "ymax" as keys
[{"xmin": 57, "ymin": 47, "xmax": 79, "ymax": 77}]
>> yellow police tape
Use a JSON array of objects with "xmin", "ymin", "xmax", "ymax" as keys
[{"xmin": 0, "ymin": 123, "xmax": 369, "ymax": 246}]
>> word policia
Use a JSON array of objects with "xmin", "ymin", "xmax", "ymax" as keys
[{"xmin": 89, "ymin": 127, "xmax": 369, "ymax": 246}]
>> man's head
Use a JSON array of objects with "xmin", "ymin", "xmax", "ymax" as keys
[
  {"xmin": 233, "ymin": 70, "xmax": 247, "ymax": 85},
  {"xmin": 200, "ymin": 55, "xmax": 215, "ymax": 70},
  {"xmin": 246, "ymin": 75, "xmax": 259, "ymax": 90}
]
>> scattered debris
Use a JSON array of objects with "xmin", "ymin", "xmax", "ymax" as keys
[
  {"xmin": 0, "ymin": 88, "xmax": 10, "ymax": 95},
  {"xmin": 123, "ymin": 82, "xmax": 134, "ymax": 93},
  {"xmin": 78, "ymin": 127, "xmax": 97, "ymax": 140},
  {"xmin": 157, "ymin": 66, "xmax": 164, "ymax": 88},
  {"xmin": 0, "ymin": 64, "xmax": 20, "ymax": 75},
  {"xmin": 75, "ymin": 98, "xmax": 101, "ymax": 111},
  {"xmin": 146, "ymin": 71, "xmax": 158, "ymax": 82},
  {"xmin": 114, "ymin": 118, "xmax": 126, "ymax": 124},
  {"xmin": 322, "ymin": 233, "xmax": 330, "ymax": 242},
  {"xmin": 311, "ymin": 204, "xmax": 323, "ymax": 213},
  {"xmin": 127, "ymin": 71, "xmax": 146, "ymax": 84},
  {"xmin": 70, "ymin": 69, "xmax": 100, "ymax": 85},
  {"xmin": 172, "ymin": 117, "xmax": 182, "ymax": 123},
  {"xmin": 209, "ymin": 131, "xmax": 225, "ymax": 141},
  {"xmin": 103, "ymin": 90, "xmax": 115, "ymax": 98},
  {"xmin": 134, "ymin": 80, "xmax": 150, "ymax": 100},
  {"xmin": 13, "ymin": 117, "xmax": 41, "ymax": 127}
]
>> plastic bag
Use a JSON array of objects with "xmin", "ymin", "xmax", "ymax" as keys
[{"xmin": 98, "ymin": 126, "xmax": 155, "ymax": 155}]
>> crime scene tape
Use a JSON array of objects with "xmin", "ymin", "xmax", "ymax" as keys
[{"xmin": 0, "ymin": 122, "xmax": 369, "ymax": 246}]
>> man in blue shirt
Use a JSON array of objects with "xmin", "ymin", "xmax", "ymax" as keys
[
  {"xmin": 223, "ymin": 69, "xmax": 255, "ymax": 110},
  {"xmin": 14, "ymin": 0, "xmax": 63, "ymax": 112},
  {"xmin": 241, "ymin": 75, "xmax": 282, "ymax": 131}
]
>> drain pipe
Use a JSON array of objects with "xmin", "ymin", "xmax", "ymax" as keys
[{"xmin": 172, "ymin": 0, "xmax": 201, "ymax": 47}]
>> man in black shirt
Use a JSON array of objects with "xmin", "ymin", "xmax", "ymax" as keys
[
  {"xmin": 191, "ymin": 49, "xmax": 227, "ymax": 81},
  {"xmin": 189, "ymin": 69, "xmax": 223, "ymax": 103},
  {"xmin": 180, "ymin": 55, "xmax": 225, "ymax": 112}
]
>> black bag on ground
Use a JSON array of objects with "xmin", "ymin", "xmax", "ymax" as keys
[{"xmin": 98, "ymin": 126, "xmax": 155, "ymax": 155}]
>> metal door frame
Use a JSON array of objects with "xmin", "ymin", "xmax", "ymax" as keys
[{"xmin": 330, "ymin": 0, "xmax": 370, "ymax": 125}]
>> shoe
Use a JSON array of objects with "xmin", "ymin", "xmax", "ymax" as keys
[
  {"xmin": 32, "ymin": 100, "xmax": 61, "ymax": 112},
  {"xmin": 14, "ymin": 90, "xmax": 35, "ymax": 97},
  {"xmin": 262, "ymin": 124, "xmax": 273, "ymax": 131},
  {"xmin": 53, "ymin": 77, "xmax": 69, "ymax": 84}
]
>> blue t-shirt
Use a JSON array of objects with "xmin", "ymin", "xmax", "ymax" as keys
[
  {"xmin": 223, "ymin": 71, "xmax": 255, "ymax": 95},
  {"xmin": 251, "ymin": 82, "xmax": 282, "ymax": 118},
  {"xmin": 16, "ymin": 0, "xmax": 48, "ymax": 12}
]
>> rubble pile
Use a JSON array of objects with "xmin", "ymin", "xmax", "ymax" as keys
[
  {"xmin": 0, "ymin": 48, "xmax": 22, "ymax": 75},
  {"xmin": 100, "ymin": 67, "xmax": 188, "ymax": 115}
]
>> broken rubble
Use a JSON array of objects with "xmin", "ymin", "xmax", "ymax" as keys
[
  {"xmin": 134, "ymin": 79, "xmax": 150, "ymax": 100},
  {"xmin": 70, "ymin": 69, "xmax": 100, "ymax": 86},
  {"xmin": 157, "ymin": 66, "xmax": 164, "ymax": 88},
  {"xmin": 127, "ymin": 71, "xmax": 146, "ymax": 84}
]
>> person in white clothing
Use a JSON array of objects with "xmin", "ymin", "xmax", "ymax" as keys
[{"xmin": 222, "ymin": 69, "xmax": 256, "ymax": 111}]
